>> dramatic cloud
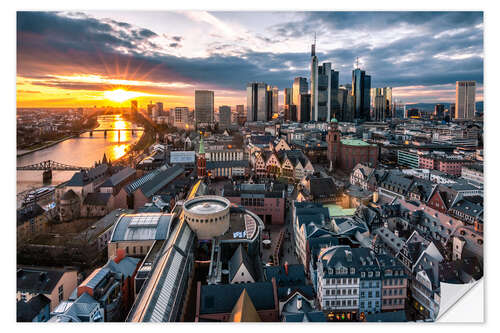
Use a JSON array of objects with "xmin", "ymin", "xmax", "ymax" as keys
[{"xmin": 16, "ymin": 11, "xmax": 483, "ymax": 106}]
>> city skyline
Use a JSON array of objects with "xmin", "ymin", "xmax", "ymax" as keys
[{"xmin": 17, "ymin": 11, "xmax": 484, "ymax": 108}]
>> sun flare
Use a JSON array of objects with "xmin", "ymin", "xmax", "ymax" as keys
[{"xmin": 104, "ymin": 89, "xmax": 144, "ymax": 103}]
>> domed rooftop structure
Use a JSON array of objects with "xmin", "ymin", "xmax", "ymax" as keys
[
  {"xmin": 330, "ymin": 118, "xmax": 338, "ymax": 123},
  {"xmin": 183, "ymin": 195, "xmax": 231, "ymax": 240}
]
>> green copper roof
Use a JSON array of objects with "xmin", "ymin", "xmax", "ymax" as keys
[
  {"xmin": 340, "ymin": 139, "xmax": 372, "ymax": 147},
  {"xmin": 199, "ymin": 135, "xmax": 205, "ymax": 154},
  {"xmin": 330, "ymin": 118, "xmax": 338, "ymax": 123},
  {"xmin": 324, "ymin": 204, "xmax": 356, "ymax": 217}
]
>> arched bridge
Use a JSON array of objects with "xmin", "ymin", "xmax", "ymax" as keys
[{"xmin": 17, "ymin": 160, "xmax": 89, "ymax": 171}]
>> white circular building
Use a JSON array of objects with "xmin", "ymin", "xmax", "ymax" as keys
[{"xmin": 183, "ymin": 195, "xmax": 231, "ymax": 239}]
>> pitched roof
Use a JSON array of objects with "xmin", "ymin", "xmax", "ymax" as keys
[
  {"xmin": 17, "ymin": 294, "xmax": 50, "ymax": 322},
  {"xmin": 17, "ymin": 204, "xmax": 45, "ymax": 225},
  {"xmin": 309, "ymin": 178, "xmax": 337, "ymax": 198},
  {"xmin": 17, "ymin": 268, "xmax": 68, "ymax": 294},
  {"xmin": 100, "ymin": 167, "xmax": 136, "ymax": 188},
  {"xmin": 82, "ymin": 192, "xmax": 112, "ymax": 206},
  {"xmin": 229, "ymin": 289, "xmax": 261, "ymax": 322},
  {"xmin": 125, "ymin": 164, "xmax": 184, "ymax": 198},
  {"xmin": 66, "ymin": 164, "xmax": 108, "ymax": 187},
  {"xmin": 199, "ymin": 282, "xmax": 275, "ymax": 315},
  {"xmin": 264, "ymin": 264, "xmax": 306, "ymax": 288},
  {"xmin": 229, "ymin": 245, "xmax": 256, "ymax": 282}
]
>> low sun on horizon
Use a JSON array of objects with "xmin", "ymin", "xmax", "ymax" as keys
[{"xmin": 103, "ymin": 89, "xmax": 146, "ymax": 103}]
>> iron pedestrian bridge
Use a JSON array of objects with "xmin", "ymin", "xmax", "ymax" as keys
[
  {"xmin": 17, "ymin": 160, "xmax": 89, "ymax": 171},
  {"xmin": 83, "ymin": 128, "xmax": 142, "ymax": 138}
]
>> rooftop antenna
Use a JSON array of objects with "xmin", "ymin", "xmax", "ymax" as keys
[
  {"xmin": 356, "ymin": 57, "xmax": 360, "ymax": 69},
  {"xmin": 311, "ymin": 32, "xmax": 316, "ymax": 56}
]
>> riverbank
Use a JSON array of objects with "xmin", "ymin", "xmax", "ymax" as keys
[
  {"xmin": 17, "ymin": 135, "xmax": 78, "ymax": 158},
  {"xmin": 17, "ymin": 120, "xmax": 100, "ymax": 158}
]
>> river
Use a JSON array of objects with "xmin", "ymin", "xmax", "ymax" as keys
[{"xmin": 17, "ymin": 115, "xmax": 143, "ymax": 195}]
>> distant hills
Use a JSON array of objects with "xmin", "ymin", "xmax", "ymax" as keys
[{"xmin": 406, "ymin": 102, "xmax": 483, "ymax": 113}]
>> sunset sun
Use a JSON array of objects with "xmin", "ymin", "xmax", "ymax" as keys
[{"xmin": 104, "ymin": 89, "xmax": 144, "ymax": 103}]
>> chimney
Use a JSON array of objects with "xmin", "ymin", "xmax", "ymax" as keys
[
  {"xmin": 114, "ymin": 248, "xmax": 126, "ymax": 264},
  {"xmin": 284, "ymin": 261, "xmax": 289, "ymax": 275}
]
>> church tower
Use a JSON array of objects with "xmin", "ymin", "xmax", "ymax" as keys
[
  {"xmin": 326, "ymin": 118, "xmax": 341, "ymax": 171},
  {"xmin": 197, "ymin": 133, "xmax": 206, "ymax": 178}
]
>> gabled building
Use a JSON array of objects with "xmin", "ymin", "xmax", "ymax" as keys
[
  {"xmin": 115, "ymin": 164, "xmax": 185, "ymax": 210},
  {"xmin": 228, "ymin": 245, "xmax": 257, "ymax": 284},
  {"xmin": 17, "ymin": 294, "xmax": 51, "ymax": 322}
]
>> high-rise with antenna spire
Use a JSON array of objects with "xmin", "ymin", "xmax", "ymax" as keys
[{"xmin": 310, "ymin": 33, "xmax": 318, "ymax": 121}]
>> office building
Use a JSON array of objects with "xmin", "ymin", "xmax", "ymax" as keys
[
  {"xmin": 310, "ymin": 39, "xmax": 319, "ymax": 121},
  {"xmin": 156, "ymin": 102, "xmax": 163, "ymax": 115},
  {"xmin": 247, "ymin": 82, "xmax": 269, "ymax": 122},
  {"xmin": 147, "ymin": 101, "xmax": 154, "ymax": 117},
  {"xmin": 352, "ymin": 66, "xmax": 371, "ymax": 121},
  {"xmin": 455, "ymin": 81, "xmax": 476, "ymax": 120},
  {"xmin": 284, "ymin": 88, "xmax": 292, "ymax": 107},
  {"xmin": 293, "ymin": 77, "xmax": 308, "ymax": 123},
  {"xmin": 219, "ymin": 105, "xmax": 232, "ymax": 129},
  {"xmin": 434, "ymin": 104, "xmax": 445, "ymax": 119},
  {"xmin": 195, "ymin": 90, "xmax": 214, "ymax": 126},
  {"xmin": 131, "ymin": 100, "xmax": 138, "ymax": 117},
  {"xmin": 370, "ymin": 87, "xmax": 392, "ymax": 121},
  {"xmin": 272, "ymin": 86, "xmax": 279, "ymax": 116},
  {"xmin": 174, "ymin": 107, "xmax": 189, "ymax": 128},
  {"xmin": 299, "ymin": 94, "xmax": 311, "ymax": 123}
]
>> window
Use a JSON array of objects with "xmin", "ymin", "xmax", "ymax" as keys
[{"xmin": 58, "ymin": 285, "xmax": 64, "ymax": 302}]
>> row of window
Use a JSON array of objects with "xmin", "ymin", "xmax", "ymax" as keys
[
  {"xmin": 383, "ymin": 288, "xmax": 404, "ymax": 296},
  {"xmin": 324, "ymin": 277, "xmax": 359, "ymax": 285},
  {"xmin": 324, "ymin": 299, "xmax": 358, "ymax": 308},
  {"xmin": 383, "ymin": 278, "xmax": 405, "ymax": 286},
  {"xmin": 186, "ymin": 215, "xmax": 226, "ymax": 223},
  {"xmin": 383, "ymin": 298, "xmax": 405, "ymax": 306},
  {"xmin": 360, "ymin": 300, "xmax": 380, "ymax": 309},
  {"xmin": 360, "ymin": 291, "xmax": 380, "ymax": 298},
  {"xmin": 325, "ymin": 288, "xmax": 358, "ymax": 296},
  {"xmin": 241, "ymin": 198, "xmax": 265, "ymax": 207},
  {"xmin": 125, "ymin": 245, "xmax": 150, "ymax": 255}
]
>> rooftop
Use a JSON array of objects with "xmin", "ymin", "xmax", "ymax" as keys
[{"xmin": 341, "ymin": 139, "xmax": 373, "ymax": 147}]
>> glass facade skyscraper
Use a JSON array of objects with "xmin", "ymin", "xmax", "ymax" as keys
[
  {"xmin": 352, "ymin": 68, "xmax": 371, "ymax": 121},
  {"xmin": 310, "ymin": 41, "xmax": 318, "ymax": 121},
  {"xmin": 195, "ymin": 90, "xmax": 214, "ymax": 125},
  {"xmin": 455, "ymin": 81, "xmax": 476, "ymax": 119}
]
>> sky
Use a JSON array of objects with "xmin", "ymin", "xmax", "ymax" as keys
[{"xmin": 16, "ymin": 11, "xmax": 484, "ymax": 109}]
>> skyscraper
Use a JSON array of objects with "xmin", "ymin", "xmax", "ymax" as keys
[
  {"xmin": 131, "ymin": 100, "xmax": 138, "ymax": 117},
  {"xmin": 292, "ymin": 77, "xmax": 308, "ymax": 123},
  {"xmin": 352, "ymin": 65, "xmax": 371, "ymax": 121},
  {"xmin": 174, "ymin": 107, "xmax": 189, "ymax": 128},
  {"xmin": 370, "ymin": 87, "xmax": 392, "ymax": 121},
  {"xmin": 317, "ymin": 62, "xmax": 331, "ymax": 122},
  {"xmin": 310, "ymin": 38, "xmax": 319, "ymax": 121},
  {"xmin": 195, "ymin": 90, "xmax": 214, "ymax": 126},
  {"xmin": 247, "ymin": 82, "xmax": 269, "ymax": 122},
  {"xmin": 284, "ymin": 88, "xmax": 292, "ymax": 107},
  {"xmin": 299, "ymin": 94, "xmax": 311, "ymax": 123},
  {"xmin": 434, "ymin": 104, "xmax": 445, "ymax": 119},
  {"xmin": 156, "ymin": 102, "xmax": 163, "ymax": 115},
  {"xmin": 272, "ymin": 86, "xmax": 279, "ymax": 116},
  {"xmin": 219, "ymin": 105, "xmax": 231, "ymax": 129},
  {"xmin": 455, "ymin": 81, "xmax": 476, "ymax": 119},
  {"xmin": 147, "ymin": 101, "xmax": 154, "ymax": 117}
]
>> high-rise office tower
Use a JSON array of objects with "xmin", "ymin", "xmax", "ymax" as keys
[
  {"xmin": 156, "ymin": 102, "xmax": 163, "ymax": 115},
  {"xmin": 317, "ymin": 62, "xmax": 331, "ymax": 122},
  {"xmin": 372, "ymin": 88, "xmax": 385, "ymax": 121},
  {"xmin": 236, "ymin": 104, "xmax": 246, "ymax": 126},
  {"xmin": 247, "ymin": 82, "xmax": 269, "ymax": 122},
  {"xmin": 370, "ymin": 87, "xmax": 392, "ymax": 121},
  {"xmin": 298, "ymin": 94, "xmax": 311, "ymax": 123},
  {"xmin": 147, "ymin": 101, "xmax": 154, "ymax": 117},
  {"xmin": 292, "ymin": 77, "xmax": 308, "ymax": 121},
  {"xmin": 266, "ymin": 87, "xmax": 273, "ymax": 121},
  {"xmin": 434, "ymin": 104, "xmax": 445, "ymax": 119},
  {"xmin": 310, "ymin": 38, "xmax": 319, "ymax": 121},
  {"xmin": 455, "ymin": 81, "xmax": 476, "ymax": 119},
  {"xmin": 219, "ymin": 105, "xmax": 232, "ymax": 129},
  {"xmin": 352, "ymin": 64, "xmax": 371, "ymax": 121},
  {"xmin": 272, "ymin": 86, "xmax": 279, "ymax": 116},
  {"xmin": 284, "ymin": 88, "xmax": 292, "ymax": 107},
  {"xmin": 335, "ymin": 87, "xmax": 348, "ymax": 122},
  {"xmin": 131, "ymin": 100, "xmax": 138, "ymax": 117},
  {"xmin": 195, "ymin": 90, "xmax": 214, "ymax": 125}
]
